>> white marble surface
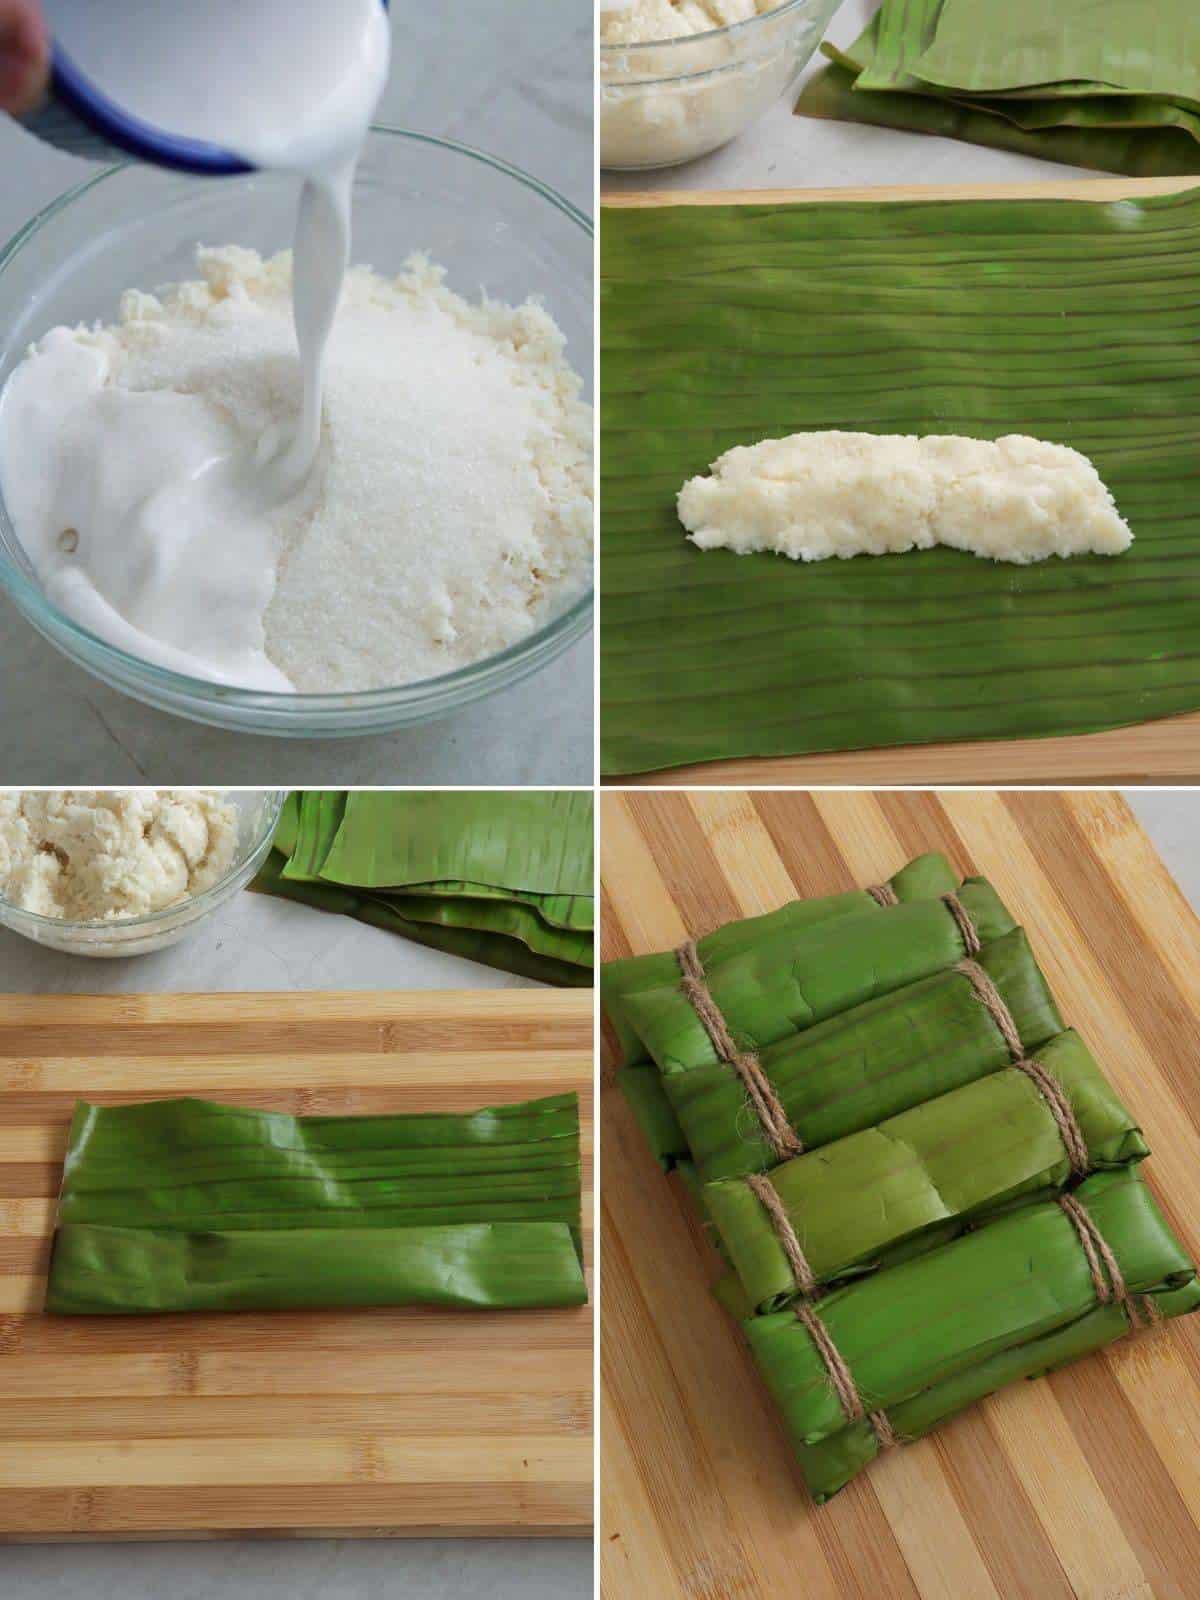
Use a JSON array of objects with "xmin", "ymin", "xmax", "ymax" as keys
[
  {"xmin": 0, "ymin": 0, "xmax": 594, "ymax": 787},
  {"xmin": 602, "ymin": 0, "xmax": 1096, "ymax": 193}
]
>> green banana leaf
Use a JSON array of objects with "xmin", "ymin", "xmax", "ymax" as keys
[
  {"xmin": 706, "ymin": 1029, "xmax": 1147, "ymax": 1309},
  {"xmin": 664, "ymin": 924, "xmax": 1061, "ymax": 1181},
  {"xmin": 46, "ymin": 1094, "xmax": 587, "ymax": 1315},
  {"xmin": 281, "ymin": 790, "xmax": 347, "ymax": 883},
  {"xmin": 798, "ymin": 58, "xmax": 1200, "ymax": 177},
  {"xmin": 744, "ymin": 1167, "xmax": 1197, "ymax": 1463},
  {"xmin": 617, "ymin": 1062, "xmax": 690, "ymax": 1170},
  {"xmin": 321, "ymin": 791, "xmax": 594, "ymax": 900},
  {"xmin": 47, "ymin": 1223, "xmax": 586, "ymax": 1315},
  {"xmin": 380, "ymin": 890, "xmax": 593, "ymax": 970},
  {"xmin": 794, "ymin": 1277, "xmax": 1200, "ymax": 1502},
  {"xmin": 600, "ymin": 187, "xmax": 1200, "ymax": 774},
  {"xmin": 620, "ymin": 879, "xmax": 1015, "ymax": 1076},
  {"xmin": 602, "ymin": 851, "xmax": 958, "ymax": 1071},
  {"xmin": 253, "ymin": 850, "xmax": 592, "ymax": 988},
  {"xmin": 390, "ymin": 881, "xmax": 593, "ymax": 934},
  {"xmin": 814, "ymin": 0, "xmax": 1200, "ymax": 161},
  {"xmin": 912, "ymin": 0, "xmax": 1199, "ymax": 102}
]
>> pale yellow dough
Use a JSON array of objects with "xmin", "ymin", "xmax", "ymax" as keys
[{"xmin": 0, "ymin": 790, "xmax": 238, "ymax": 920}]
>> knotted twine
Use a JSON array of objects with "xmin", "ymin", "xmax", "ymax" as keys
[
  {"xmin": 676, "ymin": 940, "xmax": 802, "ymax": 1162},
  {"xmin": 1058, "ymin": 1193, "xmax": 1160, "ymax": 1334},
  {"xmin": 745, "ymin": 1172, "xmax": 896, "ymax": 1452},
  {"xmin": 956, "ymin": 958, "xmax": 1089, "ymax": 1177}
]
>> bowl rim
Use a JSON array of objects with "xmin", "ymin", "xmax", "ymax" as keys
[
  {"xmin": 0, "ymin": 788, "xmax": 287, "ymax": 933},
  {"xmin": 599, "ymin": 0, "xmax": 821, "ymax": 53},
  {"xmin": 0, "ymin": 125, "xmax": 594, "ymax": 715}
]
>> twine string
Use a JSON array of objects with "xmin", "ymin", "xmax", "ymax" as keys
[
  {"xmin": 942, "ymin": 892, "xmax": 982, "ymax": 956},
  {"xmin": 868, "ymin": 882, "xmax": 899, "ymax": 908},
  {"xmin": 746, "ymin": 1172, "xmax": 817, "ymax": 1299},
  {"xmin": 956, "ymin": 958, "xmax": 1089, "ymax": 1178},
  {"xmin": 1059, "ymin": 1193, "xmax": 1150, "ymax": 1333},
  {"xmin": 747, "ymin": 1171, "xmax": 898, "ymax": 1453},
  {"xmin": 676, "ymin": 940, "xmax": 802, "ymax": 1162}
]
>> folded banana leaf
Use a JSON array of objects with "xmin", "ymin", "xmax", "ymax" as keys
[
  {"xmin": 913, "ymin": 0, "xmax": 1199, "ymax": 103},
  {"xmin": 281, "ymin": 789, "xmax": 347, "ymax": 884},
  {"xmin": 602, "ymin": 851, "xmax": 958, "ymax": 1071},
  {"xmin": 254, "ymin": 789, "xmax": 595, "ymax": 985},
  {"xmin": 801, "ymin": 0, "xmax": 1200, "ymax": 174},
  {"xmin": 744, "ymin": 1167, "xmax": 1197, "ymax": 1481},
  {"xmin": 617, "ymin": 1062, "xmax": 690, "ymax": 1170},
  {"xmin": 320, "ymin": 791, "xmax": 594, "ymax": 901},
  {"xmin": 45, "ymin": 1094, "xmax": 587, "ymax": 1315},
  {"xmin": 620, "ymin": 878, "xmax": 1014, "ymax": 1076},
  {"xmin": 601, "ymin": 188, "xmax": 1200, "ymax": 774},
  {"xmin": 794, "ymin": 1277, "xmax": 1200, "ymax": 1502},
  {"xmin": 386, "ymin": 890, "xmax": 593, "ymax": 970},
  {"xmin": 799, "ymin": 57, "xmax": 1200, "ymax": 176},
  {"xmin": 707, "ymin": 1029, "xmax": 1147, "ymax": 1310},
  {"xmin": 255, "ymin": 849, "xmax": 592, "ymax": 988},
  {"xmin": 666, "ymin": 924, "xmax": 1060, "ymax": 1181}
]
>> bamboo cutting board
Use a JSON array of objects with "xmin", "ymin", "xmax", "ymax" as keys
[
  {"xmin": 603, "ymin": 175, "xmax": 1200, "ymax": 787},
  {"xmin": 601, "ymin": 789, "xmax": 1200, "ymax": 1600},
  {"xmin": 0, "ymin": 990, "xmax": 593, "ymax": 1542}
]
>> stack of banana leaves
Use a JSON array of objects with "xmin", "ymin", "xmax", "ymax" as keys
[
  {"xmin": 601, "ymin": 850, "xmax": 1200, "ymax": 1501},
  {"xmin": 254, "ymin": 790, "xmax": 593, "ymax": 987},
  {"xmin": 798, "ymin": 0, "xmax": 1200, "ymax": 177},
  {"xmin": 45, "ymin": 1094, "xmax": 587, "ymax": 1315}
]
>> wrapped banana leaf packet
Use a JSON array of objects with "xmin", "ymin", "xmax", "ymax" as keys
[
  {"xmin": 45, "ymin": 1093, "xmax": 588, "ymax": 1315},
  {"xmin": 252, "ymin": 791, "xmax": 594, "ymax": 987},
  {"xmin": 602, "ymin": 850, "xmax": 1200, "ymax": 1501}
]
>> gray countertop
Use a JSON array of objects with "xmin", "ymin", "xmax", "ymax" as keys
[{"xmin": 0, "ymin": 0, "xmax": 594, "ymax": 788}]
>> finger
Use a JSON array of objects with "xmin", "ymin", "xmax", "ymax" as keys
[{"xmin": 0, "ymin": 2, "xmax": 50, "ymax": 117}]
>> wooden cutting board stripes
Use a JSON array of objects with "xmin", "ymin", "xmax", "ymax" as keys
[
  {"xmin": 600, "ymin": 790, "xmax": 1200, "ymax": 1600},
  {"xmin": 602, "ymin": 175, "xmax": 1200, "ymax": 787},
  {"xmin": 0, "ymin": 989, "xmax": 593, "ymax": 1542}
]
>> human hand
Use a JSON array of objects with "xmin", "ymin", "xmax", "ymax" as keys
[{"xmin": 0, "ymin": 0, "xmax": 47, "ymax": 115}]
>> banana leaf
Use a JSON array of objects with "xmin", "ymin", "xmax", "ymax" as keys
[
  {"xmin": 799, "ymin": 55, "xmax": 1200, "ymax": 177},
  {"xmin": 281, "ymin": 790, "xmax": 347, "ymax": 883},
  {"xmin": 45, "ymin": 1094, "xmax": 587, "ymax": 1315},
  {"xmin": 619, "ymin": 878, "xmax": 1015, "ymax": 1076},
  {"xmin": 794, "ymin": 1277, "xmax": 1200, "ymax": 1502},
  {"xmin": 809, "ymin": 1, "xmax": 1200, "ymax": 165},
  {"xmin": 602, "ymin": 851, "xmax": 958, "ymax": 1071},
  {"xmin": 706, "ymin": 1029, "xmax": 1147, "ymax": 1310},
  {"xmin": 665, "ymin": 924, "xmax": 1061, "ymax": 1181},
  {"xmin": 912, "ymin": 0, "xmax": 1199, "ymax": 103},
  {"xmin": 320, "ymin": 791, "xmax": 594, "ymax": 901},
  {"xmin": 743, "ymin": 1167, "xmax": 1197, "ymax": 1466},
  {"xmin": 382, "ymin": 890, "xmax": 593, "ymax": 970},
  {"xmin": 618, "ymin": 1062, "xmax": 690, "ymax": 1170},
  {"xmin": 600, "ymin": 187, "xmax": 1200, "ymax": 774},
  {"xmin": 253, "ymin": 849, "xmax": 592, "ymax": 988}
]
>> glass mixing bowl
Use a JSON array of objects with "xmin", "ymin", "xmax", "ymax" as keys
[
  {"xmin": 0, "ymin": 789, "xmax": 285, "ymax": 957},
  {"xmin": 601, "ymin": 0, "xmax": 842, "ymax": 170},
  {"xmin": 0, "ymin": 129, "xmax": 593, "ymax": 738}
]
